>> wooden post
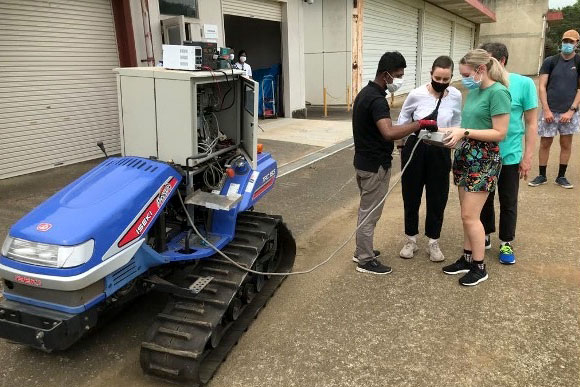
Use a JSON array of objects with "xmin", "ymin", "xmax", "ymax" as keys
[
  {"xmin": 351, "ymin": 0, "xmax": 364, "ymax": 98},
  {"xmin": 323, "ymin": 87, "xmax": 328, "ymax": 117},
  {"xmin": 347, "ymin": 85, "xmax": 351, "ymax": 112}
]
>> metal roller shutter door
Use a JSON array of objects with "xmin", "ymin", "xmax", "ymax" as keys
[
  {"xmin": 0, "ymin": 0, "xmax": 120, "ymax": 179},
  {"xmin": 222, "ymin": 0, "xmax": 282, "ymax": 22},
  {"xmin": 421, "ymin": 12, "xmax": 453, "ymax": 86},
  {"xmin": 362, "ymin": 0, "xmax": 419, "ymax": 95},
  {"xmin": 453, "ymin": 24, "xmax": 474, "ymax": 80}
]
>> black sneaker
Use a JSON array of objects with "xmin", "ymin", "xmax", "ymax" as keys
[
  {"xmin": 485, "ymin": 235, "xmax": 491, "ymax": 250},
  {"xmin": 459, "ymin": 263, "xmax": 488, "ymax": 286},
  {"xmin": 442, "ymin": 255, "xmax": 471, "ymax": 275},
  {"xmin": 528, "ymin": 175, "xmax": 547, "ymax": 187},
  {"xmin": 356, "ymin": 259, "xmax": 392, "ymax": 275},
  {"xmin": 555, "ymin": 176, "xmax": 574, "ymax": 189},
  {"xmin": 352, "ymin": 250, "xmax": 380, "ymax": 263}
]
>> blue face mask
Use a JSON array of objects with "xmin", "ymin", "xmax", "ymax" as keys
[
  {"xmin": 462, "ymin": 74, "xmax": 481, "ymax": 90},
  {"xmin": 562, "ymin": 43, "xmax": 576, "ymax": 55}
]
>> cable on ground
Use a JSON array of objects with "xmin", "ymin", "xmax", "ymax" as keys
[{"xmin": 177, "ymin": 132, "xmax": 428, "ymax": 276}]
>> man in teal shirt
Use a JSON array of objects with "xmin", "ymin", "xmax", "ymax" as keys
[{"xmin": 479, "ymin": 43, "xmax": 538, "ymax": 264}]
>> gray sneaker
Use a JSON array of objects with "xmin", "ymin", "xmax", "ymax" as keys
[
  {"xmin": 528, "ymin": 175, "xmax": 547, "ymax": 187},
  {"xmin": 428, "ymin": 240, "xmax": 445, "ymax": 262},
  {"xmin": 400, "ymin": 239, "xmax": 418, "ymax": 259},
  {"xmin": 555, "ymin": 176, "xmax": 574, "ymax": 189}
]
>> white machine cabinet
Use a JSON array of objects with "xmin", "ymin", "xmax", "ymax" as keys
[{"xmin": 115, "ymin": 67, "xmax": 258, "ymax": 167}]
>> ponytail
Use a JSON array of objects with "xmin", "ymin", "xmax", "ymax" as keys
[
  {"xmin": 460, "ymin": 49, "xmax": 509, "ymax": 87},
  {"xmin": 487, "ymin": 56, "xmax": 509, "ymax": 87}
]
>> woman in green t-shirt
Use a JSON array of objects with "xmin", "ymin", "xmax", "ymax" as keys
[{"xmin": 441, "ymin": 49, "xmax": 512, "ymax": 287}]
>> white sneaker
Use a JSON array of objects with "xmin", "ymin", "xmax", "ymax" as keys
[
  {"xmin": 428, "ymin": 240, "xmax": 445, "ymax": 262},
  {"xmin": 399, "ymin": 239, "xmax": 418, "ymax": 259},
  {"xmin": 485, "ymin": 235, "xmax": 492, "ymax": 250}
]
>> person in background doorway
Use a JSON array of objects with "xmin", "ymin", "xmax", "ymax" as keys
[
  {"xmin": 479, "ymin": 43, "xmax": 538, "ymax": 265},
  {"xmin": 442, "ymin": 49, "xmax": 511, "ymax": 286},
  {"xmin": 397, "ymin": 56, "xmax": 462, "ymax": 262},
  {"xmin": 234, "ymin": 50, "xmax": 252, "ymax": 78},
  {"xmin": 351, "ymin": 51, "xmax": 438, "ymax": 275},
  {"xmin": 529, "ymin": 29, "xmax": 580, "ymax": 189}
]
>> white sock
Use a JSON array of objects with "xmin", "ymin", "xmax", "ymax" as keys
[
  {"xmin": 428, "ymin": 238, "xmax": 438, "ymax": 245},
  {"xmin": 500, "ymin": 240, "xmax": 510, "ymax": 247},
  {"xmin": 406, "ymin": 234, "xmax": 417, "ymax": 243}
]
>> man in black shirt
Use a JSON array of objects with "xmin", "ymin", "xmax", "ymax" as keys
[
  {"xmin": 529, "ymin": 29, "xmax": 580, "ymax": 189},
  {"xmin": 352, "ymin": 51, "xmax": 437, "ymax": 275}
]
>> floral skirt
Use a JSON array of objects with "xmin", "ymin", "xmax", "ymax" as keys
[{"xmin": 452, "ymin": 139, "xmax": 501, "ymax": 192}]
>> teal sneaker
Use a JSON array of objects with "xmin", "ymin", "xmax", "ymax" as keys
[{"xmin": 499, "ymin": 243, "xmax": 515, "ymax": 265}]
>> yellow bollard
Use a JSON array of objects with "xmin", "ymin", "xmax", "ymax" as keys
[
  {"xmin": 323, "ymin": 87, "xmax": 328, "ymax": 117},
  {"xmin": 347, "ymin": 85, "xmax": 351, "ymax": 112}
]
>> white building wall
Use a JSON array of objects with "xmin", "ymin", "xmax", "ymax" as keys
[
  {"xmin": 479, "ymin": 0, "xmax": 548, "ymax": 75},
  {"xmin": 304, "ymin": 0, "xmax": 351, "ymax": 106},
  {"xmin": 282, "ymin": 0, "xmax": 306, "ymax": 117},
  {"xmin": 312, "ymin": 0, "xmax": 479, "ymax": 102}
]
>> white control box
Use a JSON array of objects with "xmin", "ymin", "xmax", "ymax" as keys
[
  {"xmin": 162, "ymin": 44, "xmax": 202, "ymax": 71},
  {"xmin": 115, "ymin": 67, "xmax": 258, "ymax": 168}
]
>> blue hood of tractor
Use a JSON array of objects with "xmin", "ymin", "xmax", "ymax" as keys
[{"xmin": 7, "ymin": 157, "xmax": 181, "ymax": 274}]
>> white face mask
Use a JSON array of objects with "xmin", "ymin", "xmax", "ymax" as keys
[
  {"xmin": 239, "ymin": 56, "xmax": 247, "ymax": 63},
  {"xmin": 386, "ymin": 72, "xmax": 404, "ymax": 93}
]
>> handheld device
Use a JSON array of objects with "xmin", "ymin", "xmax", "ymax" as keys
[{"xmin": 418, "ymin": 129, "xmax": 456, "ymax": 148}]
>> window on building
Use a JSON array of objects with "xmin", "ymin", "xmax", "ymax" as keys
[{"xmin": 159, "ymin": 0, "xmax": 198, "ymax": 18}]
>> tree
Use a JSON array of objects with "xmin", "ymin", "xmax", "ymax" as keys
[{"xmin": 545, "ymin": 1, "xmax": 580, "ymax": 57}]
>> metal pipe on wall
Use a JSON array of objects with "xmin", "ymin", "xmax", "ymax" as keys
[
  {"xmin": 141, "ymin": 0, "xmax": 155, "ymax": 66},
  {"xmin": 538, "ymin": 14, "xmax": 547, "ymax": 75}
]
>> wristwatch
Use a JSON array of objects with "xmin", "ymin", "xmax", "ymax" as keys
[
  {"xmin": 571, "ymin": 106, "xmax": 578, "ymax": 112},
  {"xmin": 464, "ymin": 129, "xmax": 470, "ymax": 138}
]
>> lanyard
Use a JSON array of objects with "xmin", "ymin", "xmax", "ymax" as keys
[{"xmin": 431, "ymin": 92, "xmax": 444, "ymax": 120}]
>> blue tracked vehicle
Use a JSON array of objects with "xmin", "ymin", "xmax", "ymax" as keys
[{"xmin": 0, "ymin": 68, "xmax": 296, "ymax": 385}]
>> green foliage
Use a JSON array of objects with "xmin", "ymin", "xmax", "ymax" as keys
[{"xmin": 545, "ymin": 1, "xmax": 580, "ymax": 57}]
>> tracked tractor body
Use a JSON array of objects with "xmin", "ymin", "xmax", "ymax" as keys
[{"xmin": 0, "ymin": 68, "xmax": 295, "ymax": 384}]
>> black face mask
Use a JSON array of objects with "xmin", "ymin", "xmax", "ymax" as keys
[{"xmin": 431, "ymin": 79, "xmax": 450, "ymax": 93}]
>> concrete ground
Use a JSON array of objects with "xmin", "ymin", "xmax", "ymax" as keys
[
  {"xmin": 214, "ymin": 141, "xmax": 580, "ymax": 387},
  {"xmin": 259, "ymin": 117, "xmax": 352, "ymax": 148},
  {"xmin": 305, "ymin": 106, "xmax": 353, "ymax": 121},
  {"xmin": 1, "ymin": 93, "xmax": 579, "ymax": 386}
]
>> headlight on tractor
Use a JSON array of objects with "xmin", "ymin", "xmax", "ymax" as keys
[{"xmin": 1, "ymin": 236, "xmax": 94, "ymax": 268}]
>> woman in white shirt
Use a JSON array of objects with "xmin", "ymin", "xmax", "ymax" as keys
[
  {"xmin": 233, "ymin": 50, "xmax": 252, "ymax": 78},
  {"xmin": 397, "ymin": 55, "xmax": 462, "ymax": 262}
]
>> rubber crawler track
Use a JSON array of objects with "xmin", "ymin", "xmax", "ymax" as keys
[{"xmin": 139, "ymin": 212, "xmax": 296, "ymax": 385}]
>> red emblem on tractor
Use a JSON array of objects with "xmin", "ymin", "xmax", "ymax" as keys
[
  {"xmin": 14, "ymin": 275, "xmax": 42, "ymax": 287},
  {"xmin": 36, "ymin": 223, "xmax": 52, "ymax": 232}
]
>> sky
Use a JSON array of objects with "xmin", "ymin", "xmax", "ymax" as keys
[{"xmin": 550, "ymin": 0, "xmax": 576, "ymax": 9}]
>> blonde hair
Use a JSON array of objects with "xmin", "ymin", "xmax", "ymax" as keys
[{"xmin": 460, "ymin": 49, "xmax": 509, "ymax": 87}]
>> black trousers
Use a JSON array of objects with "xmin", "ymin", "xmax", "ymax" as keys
[
  {"xmin": 401, "ymin": 136, "xmax": 451, "ymax": 239},
  {"xmin": 480, "ymin": 164, "xmax": 519, "ymax": 242}
]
